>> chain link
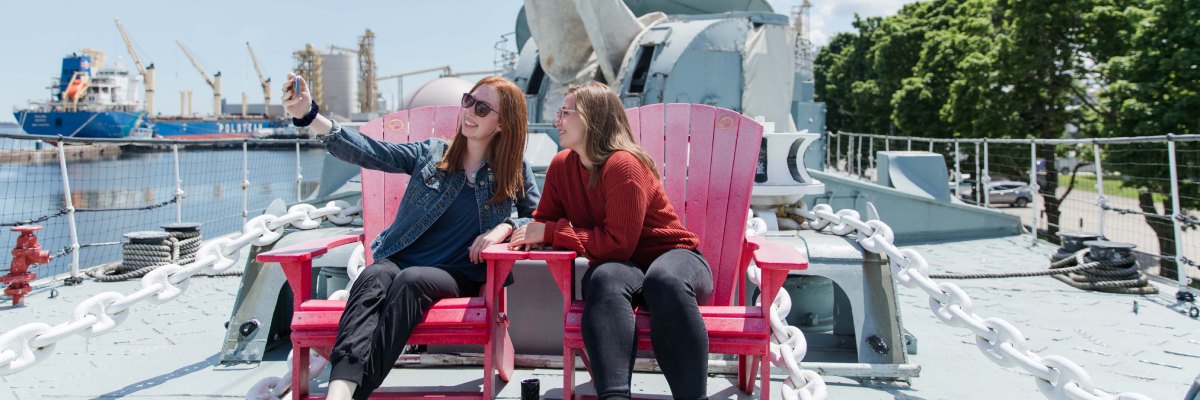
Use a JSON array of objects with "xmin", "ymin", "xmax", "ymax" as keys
[
  {"xmin": 0, "ymin": 200, "xmax": 362, "ymax": 376},
  {"xmin": 246, "ymin": 349, "xmax": 331, "ymax": 399},
  {"xmin": 791, "ymin": 204, "xmax": 1155, "ymax": 400},
  {"xmin": 744, "ymin": 231, "xmax": 829, "ymax": 400}
]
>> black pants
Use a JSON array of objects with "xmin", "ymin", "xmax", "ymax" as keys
[
  {"xmin": 581, "ymin": 248, "xmax": 713, "ymax": 400},
  {"xmin": 328, "ymin": 259, "xmax": 481, "ymax": 399}
]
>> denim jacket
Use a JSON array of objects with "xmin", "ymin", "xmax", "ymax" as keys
[{"xmin": 320, "ymin": 125, "xmax": 540, "ymax": 262}]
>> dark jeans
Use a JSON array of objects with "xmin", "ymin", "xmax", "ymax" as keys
[
  {"xmin": 581, "ymin": 248, "xmax": 713, "ymax": 400},
  {"xmin": 328, "ymin": 259, "xmax": 481, "ymax": 399}
]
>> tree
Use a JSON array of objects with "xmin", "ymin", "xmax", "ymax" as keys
[
  {"xmin": 1107, "ymin": 0, "xmax": 1200, "ymax": 280},
  {"xmin": 813, "ymin": 0, "xmax": 1196, "ymax": 277},
  {"xmin": 873, "ymin": 1, "xmax": 946, "ymax": 136},
  {"xmin": 814, "ymin": 16, "xmax": 887, "ymax": 133},
  {"xmin": 981, "ymin": 0, "xmax": 1089, "ymax": 239}
]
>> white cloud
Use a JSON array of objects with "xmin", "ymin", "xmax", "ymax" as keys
[{"xmin": 769, "ymin": 0, "xmax": 911, "ymax": 46}]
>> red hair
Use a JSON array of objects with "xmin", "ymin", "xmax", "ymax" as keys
[{"xmin": 438, "ymin": 76, "xmax": 528, "ymax": 203}]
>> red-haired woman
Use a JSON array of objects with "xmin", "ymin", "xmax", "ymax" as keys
[{"xmin": 284, "ymin": 74, "xmax": 539, "ymax": 399}]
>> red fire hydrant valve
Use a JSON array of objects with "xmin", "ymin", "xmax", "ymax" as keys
[{"xmin": 2, "ymin": 225, "xmax": 51, "ymax": 306}]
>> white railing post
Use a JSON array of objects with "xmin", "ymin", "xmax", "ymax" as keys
[
  {"xmin": 869, "ymin": 135, "xmax": 875, "ymax": 179},
  {"xmin": 295, "ymin": 142, "xmax": 303, "ymax": 203},
  {"xmin": 974, "ymin": 142, "xmax": 982, "ymax": 205},
  {"xmin": 1029, "ymin": 140, "xmax": 1039, "ymax": 241},
  {"xmin": 907, "ymin": 137, "xmax": 912, "ymax": 151},
  {"xmin": 885, "ymin": 136, "xmax": 890, "ymax": 151},
  {"xmin": 836, "ymin": 133, "xmax": 842, "ymax": 172},
  {"xmin": 1092, "ymin": 142, "xmax": 1106, "ymax": 237},
  {"xmin": 242, "ymin": 140, "xmax": 250, "ymax": 225},
  {"xmin": 1167, "ymin": 136, "xmax": 1190, "ymax": 291},
  {"xmin": 928, "ymin": 139, "xmax": 934, "ymax": 153},
  {"xmin": 172, "ymin": 143, "xmax": 183, "ymax": 223},
  {"xmin": 982, "ymin": 139, "xmax": 990, "ymax": 208},
  {"xmin": 55, "ymin": 139, "xmax": 81, "ymax": 279},
  {"xmin": 845, "ymin": 133, "xmax": 852, "ymax": 175},
  {"xmin": 824, "ymin": 133, "xmax": 830, "ymax": 171},
  {"xmin": 954, "ymin": 140, "xmax": 961, "ymax": 200},
  {"xmin": 855, "ymin": 134, "xmax": 862, "ymax": 176}
]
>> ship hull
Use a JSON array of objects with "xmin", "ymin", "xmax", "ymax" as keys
[
  {"xmin": 13, "ymin": 111, "xmax": 282, "ymax": 139},
  {"xmin": 148, "ymin": 119, "xmax": 274, "ymax": 139},
  {"xmin": 13, "ymin": 110, "xmax": 140, "ymax": 138}
]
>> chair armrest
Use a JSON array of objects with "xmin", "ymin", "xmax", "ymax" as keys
[
  {"xmin": 746, "ymin": 236, "xmax": 808, "ymax": 271},
  {"xmin": 523, "ymin": 247, "xmax": 577, "ymax": 261},
  {"xmin": 257, "ymin": 228, "xmax": 363, "ymax": 307},
  {"xmin": 480, "ymin": 243, "xmax": 530, "ymax": 261},
  {"xmin": 483, "ymin": 245, "xmax": 578, "ymax": 305},
  {"xmin": 257, "ymin": 228, "xmax": 364, "ymax": 263},
  {"xmin": 480, "ymin": 244, "xmax": 577, "ymax": 261}
]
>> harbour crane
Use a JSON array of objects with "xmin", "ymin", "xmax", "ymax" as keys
[
  {"xmin": 176, "ymin": 40, "xmax": 222, "ymax": 117},
  {"xmin": 114, "ymin": 19, "xmax": 154, "ymax": 115},
  {"xmin": 246, "ymin": 42, "xmax": 271, "ymax": 116}
]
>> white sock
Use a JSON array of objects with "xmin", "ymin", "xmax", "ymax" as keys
[{"xmin": 327, "ymin": 379, "xmax": 358, "ymax": 400}]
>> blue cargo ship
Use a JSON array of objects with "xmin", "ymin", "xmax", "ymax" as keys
[{"xmin": 13, "ymin": 51, "xmax": 286, "ymax": 139}]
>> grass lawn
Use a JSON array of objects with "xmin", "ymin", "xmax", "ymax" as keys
[{"xmin": 1057, "ymin": 174, "xmax": 1168, "ymax": 202}]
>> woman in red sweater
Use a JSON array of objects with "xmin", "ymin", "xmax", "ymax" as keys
[{"xmin": 509, "ymin": 82, "xmax": 713, "ymax": 400}]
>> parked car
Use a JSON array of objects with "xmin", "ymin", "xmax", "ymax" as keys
[{"xmin": 956, "ymin": 179, "xmax": 1034, "ymax": 207}]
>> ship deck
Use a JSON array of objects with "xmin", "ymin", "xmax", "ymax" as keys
[{"xmin": 2, "ymin": 234, "xmax": 1197, "ymax": 399}]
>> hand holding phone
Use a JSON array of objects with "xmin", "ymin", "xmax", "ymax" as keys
[{"xmin": 284, "ymin": 73, "xmax": 310, "ymax": 119}]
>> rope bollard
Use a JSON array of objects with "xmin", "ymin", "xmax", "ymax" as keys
[
  {"xmin": 1051, "ymin": 240, "xmax": 1157, "ymax": 294},
  {"xmin": 162, "ymin": 222, "xmax": 203, "ymax": 265},
  {"xmin": 92, "ymin": 223, "xmax": 226, "ymax": 282},
  {"xmin": 2, "ymin": 226, "xmax": 50, "ymax": 306},
  {"xmin": 90, "ymin": 231, "xmax": 174, "ymax": 282}
]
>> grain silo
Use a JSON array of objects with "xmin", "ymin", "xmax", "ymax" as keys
[{"xmin": 321, "ymin": 52, "xmax": 358, "ymax": 120}]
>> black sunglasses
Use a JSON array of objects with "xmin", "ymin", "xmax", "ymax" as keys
[{"xmin": 461, "ymin": 93, "xmax": 495, "ymax": 118}]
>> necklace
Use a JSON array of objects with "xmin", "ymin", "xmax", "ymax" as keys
[{"xmin": 465, "ymin": 165, "xmax": 481, "ymax": 185}]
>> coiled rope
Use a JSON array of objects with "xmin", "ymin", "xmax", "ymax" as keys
[{"xmin": 91, "ymin": 228, "xmax": 238, "ymax": 281}]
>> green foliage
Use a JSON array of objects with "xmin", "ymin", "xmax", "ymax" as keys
[
  {"xmin": 812, "ymin": 0, "xmax": 1197, "ymax": 264},
  {"xmin": 1106, "ymin": 0, "xmax": 1200, "ymax": 211}
]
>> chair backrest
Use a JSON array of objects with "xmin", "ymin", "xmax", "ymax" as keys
[
  {"xmin": 625, "ymin": 103, "xmax": 764, "ymax": 307},
  {"xmin": 358, "ymin": 105, "xmax": 461, "ymax": 264}
]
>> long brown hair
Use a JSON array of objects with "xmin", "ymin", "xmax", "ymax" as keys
[
  {"xmin": 438, "ymin": 76, "xmax": 528, "ymax": 203},
  {"xmin": 567, "ymin": 82, "xmax": 658, "ymax": 188}
]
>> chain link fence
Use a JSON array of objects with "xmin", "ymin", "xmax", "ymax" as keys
[
  {"xmin": 0, "ymin": 133, "xmax": 327, "ymax": 280},
  {"xmin": 826, "ymin": 132, "xmax": 1200, "ymax": 287}
]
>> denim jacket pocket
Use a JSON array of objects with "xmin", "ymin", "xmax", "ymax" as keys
[{"xmin": 417, "ymin": 163, "xmax": 441, "ymax": 191}]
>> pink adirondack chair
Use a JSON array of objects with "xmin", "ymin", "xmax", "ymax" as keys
[
  {"xmin": 257, "ymin": 105, "xmax": 516, "ymax": 399},
  {"xmin": 485, "ymin": 103, "xmax": 809, "ymax": 399}
]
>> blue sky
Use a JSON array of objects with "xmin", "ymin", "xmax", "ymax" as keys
[{"xmin": 0, "ymin": 0, "xmax": 907, "ymax": 123}]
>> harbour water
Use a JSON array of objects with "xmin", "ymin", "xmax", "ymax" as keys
[{"xmin": 0, "ymin": 129, "xmax": 327, "ymax": 278}]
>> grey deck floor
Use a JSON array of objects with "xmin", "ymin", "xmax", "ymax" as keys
[{"xmin": 2, "ymin": 234, "xmax": 1197, "ymax": 399}]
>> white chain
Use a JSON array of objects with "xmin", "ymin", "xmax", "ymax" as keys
[
  {"xmin": 247, "ymin": 288, "xmax": 352, "ymax": 399},
  {"xmin": 744, "ymin": 209, "xmax": 828, "ymax": 400},
  {"xmin": 791, "ymin": 203, "xmax": 1154, "ymax": 400},
  {"xmin": 746, "ymin": 264, "xmax": 829, "ymax": 400},
  {"xmin": 245, "ymin": 349, "xmax": 330, "ymax": 400},
  {"xmin": 0, "ymin": 200, "xmax": 361, "ymax": 376}
]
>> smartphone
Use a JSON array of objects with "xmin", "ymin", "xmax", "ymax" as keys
[{"xmin": 292, "ymin": 76, "xmax": 303, "ymax": 98}]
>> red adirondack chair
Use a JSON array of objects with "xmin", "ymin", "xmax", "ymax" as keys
[
  {"xmin": 485, "ymin": 103, "xmax": 809, "ymax": 399},
  {"xmin": 257, "ymin": 105, "xmax": 516, "ymax": 399}
]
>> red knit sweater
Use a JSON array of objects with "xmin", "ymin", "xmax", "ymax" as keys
[{"xmin": 534, "ymin": 149, "xmax": 699, "ymax": 267}]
